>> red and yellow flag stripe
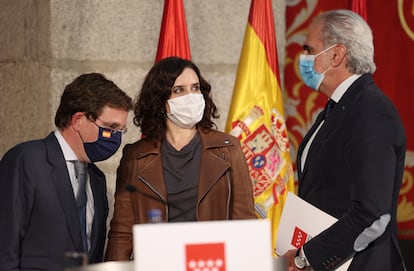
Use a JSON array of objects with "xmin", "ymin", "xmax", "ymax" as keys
[{"xmin": 226, "ymin": 0, "xmax": 294, "ymax": 256}]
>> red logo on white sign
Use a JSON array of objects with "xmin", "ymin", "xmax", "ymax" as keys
[{"xmin": 185, "ymin": 243, "xmax": 226, "ymax": 271}]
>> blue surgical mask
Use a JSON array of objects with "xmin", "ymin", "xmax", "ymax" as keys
[
  {"xmin": 298, "ymin": 44, "xmax": 336, "ymax": 90},
  {"xmin": 83, "ymin": 126, "xmax": 122, "ymax": 162}
]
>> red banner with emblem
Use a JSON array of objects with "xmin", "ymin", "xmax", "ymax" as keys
[{"xmin": 284, "ymin": 0, "xmax": 414, "ymax": 238}]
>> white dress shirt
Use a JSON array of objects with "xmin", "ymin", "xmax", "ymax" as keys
[{"xmin": 54, "ymin": 130, "xmax": 94, "ymax": 251}]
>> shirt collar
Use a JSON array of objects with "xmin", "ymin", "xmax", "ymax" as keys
[
  {"xmin": 54, "ymin": 130, "xmax": 78, "ymax": 161},
  {"xmin": 330, "ymin": 74, "xmax": 362, "ymax": 103}
]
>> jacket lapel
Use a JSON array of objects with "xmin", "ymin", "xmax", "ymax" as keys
[
  {"xmin": 297, "ymin": 111, "xmax": 325, "ymax": 179},
  {"xmin": 137, "ymin": 141, "xmax": 168, "ymax": 201},
  {"xmin": 136, "ymin": 132, "xmax": 232, "ymax": 203},
  {"xmin": 299, "ymin": 75, "xmax": 368, "ymax": 181},
  {"xmin": 197, "ymin": 130, "xmax": 232, "ymax": 199},
  {"xmin": 88, "ymin": 166, "xmax": 106, "ymax": 258},
  {"xmin": 45, "ymin": 133, "xmax": 84, "ymax": 252}
]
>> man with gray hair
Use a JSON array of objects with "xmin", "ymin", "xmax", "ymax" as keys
[{"xmin": 283, "ymin": 9, "xmax": 406, "ymax": 271}]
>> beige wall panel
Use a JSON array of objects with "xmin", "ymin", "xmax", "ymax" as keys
[
  {"xmin": 0, "ymin": 0, "xmax": 51, "ymax": 155},
  {"xmin": 50, "ymin": 0, "xmax": 163, "ymax": 61},
  {"xmin": 0, "ymin": 63, "xmax": 51, "ymax": 155}
]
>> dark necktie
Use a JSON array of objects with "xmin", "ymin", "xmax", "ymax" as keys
[
  {"xmin": 73, "ymin": 160, "xmax": 88, "ymax": 252},
  {"xmin": 324, "ymin": 99, "xmax": 336, "ymax": 118}
]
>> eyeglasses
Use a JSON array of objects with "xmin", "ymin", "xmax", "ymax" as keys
[{"xmin": 89, "ymin": 117, "xmax": 128, "ymax": 135}]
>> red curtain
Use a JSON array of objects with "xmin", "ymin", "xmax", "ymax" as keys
[
  {"xmin": 351, "ymin": 0, "xmax": 368, "ymax": 21},
  {"xmin": 367, "ymin": 0, "xmax": 414, "ymax": 239}
]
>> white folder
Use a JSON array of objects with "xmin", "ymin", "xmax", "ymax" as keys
[{"xmin": 276, "ymin": 192, "xmax": 352, "ymax": 271}]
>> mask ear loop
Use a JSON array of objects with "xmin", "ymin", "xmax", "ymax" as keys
[
  {"xmin": 71, "ymin": 112, "xmax": 87, "ymax": 143},
  {"xmin": 321, "ymin": 65, "xmax": 333, "ymax": 75},
  {"xmin": 314, "ymin": 44, "xmax": 337, "ymax": 76},
  {"xmin": 315, "ymin": 44, "xmax": 337, "ymax": 58},
  {"xmin": 77, "ymin": 130, "xmax": 86, "ymax": 144}
]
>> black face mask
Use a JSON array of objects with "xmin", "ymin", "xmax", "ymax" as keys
[{"xmin": 83, "ymin": 126, "xmax": 122, "ymax": 162}]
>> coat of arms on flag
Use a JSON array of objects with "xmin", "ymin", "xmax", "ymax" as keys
[{"xmin": 228, "ymin": 105, "xmax": 290, "ymax": 218}]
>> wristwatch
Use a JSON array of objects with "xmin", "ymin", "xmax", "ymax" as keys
[{"xmin": 294, "ymin": 249, "xmax": 307, "ymax": 270}]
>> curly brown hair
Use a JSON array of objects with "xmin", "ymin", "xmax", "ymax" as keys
[{"xmin": 134, "ymin": 57, "xmax": 219, "ymax": 140}]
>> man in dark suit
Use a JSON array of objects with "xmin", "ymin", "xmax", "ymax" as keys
[
  {"xmin": 283, "ymin": 10, "xmax": 406, "ymax": 271},
  {"xmin": 0, "ymin": 73, "xmax": 132, "ymax": 270}
]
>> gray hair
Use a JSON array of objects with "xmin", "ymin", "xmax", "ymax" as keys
[{"xmin": 317, "ymin": 9, "xmax": 376, "ymax": 74}]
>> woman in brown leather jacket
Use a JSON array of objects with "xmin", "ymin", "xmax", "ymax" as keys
[{"xmin": 105, "ymin": 57, "xmax": 256, "ymax": 261}]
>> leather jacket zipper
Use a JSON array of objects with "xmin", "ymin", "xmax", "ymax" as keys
[
  {"xmin": 222, "ymin": 152, "xmax": 231, "ymax": 220},
  {"xmin": 137, "ymin": 175, "xmax": 169, "ymax": 221}
]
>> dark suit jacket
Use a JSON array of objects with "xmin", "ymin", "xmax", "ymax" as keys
[
  {"xmin": 0, "ymin": 133, "xmax": 108, "ymax": 270},
  {"xmin": 297, "ymin": 74, "xmax": 406, "ymax": 271}
]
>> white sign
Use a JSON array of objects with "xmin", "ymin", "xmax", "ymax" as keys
[{"xmin": 133, "ymin": 219, "xmax": 273, "ymax": 271}]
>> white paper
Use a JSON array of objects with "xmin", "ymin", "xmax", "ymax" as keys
[{"xmin": 276, "ymin": 192, "xmax": 352, "ymax": 271}]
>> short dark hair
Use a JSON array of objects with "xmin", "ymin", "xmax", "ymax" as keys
[
  {"xmin": 54, "ymin": 73, "xmax": 132, "ymax": 128},
  {"xmin": 134, "ymin": 57, "xmax": 219, "ymax": 140}
]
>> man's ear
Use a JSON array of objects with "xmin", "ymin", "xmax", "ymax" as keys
[
  {"xmin": 71, "ymin": 112, "xmax": 85, "ymax": 131},
  {"xmin": 331, "ymin": 44, "xmax": 347, "ymax": 67}
]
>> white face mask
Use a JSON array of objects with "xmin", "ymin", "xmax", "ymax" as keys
[{"xmin": 167, "ymin": 93, "xmax": 206, "ymax": 128}]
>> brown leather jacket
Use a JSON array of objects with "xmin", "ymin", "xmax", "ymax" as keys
[{"xmin": 105, "ymin": 129, "xmax": 256, "ymax": 261}]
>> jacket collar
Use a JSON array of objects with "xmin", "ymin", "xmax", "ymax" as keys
[
  {"xmin": 136, "ymin": 128, "xmax": 234, "ymax": 205},
  {"xmin": 198, "ymin": 128, "xmax": 235, "ymax": 149},
  {"xmin": 136, "ymin": 139, "xmax": 161, "ymax": 159},
  {"xmin": 138, "ymin": 128, "xmax": 235, "ymax": 157}
]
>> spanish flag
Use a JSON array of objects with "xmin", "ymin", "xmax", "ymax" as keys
[
  {"xmin": 225, "ymin": 0, "xmax": 294, "ymax": 256},
  {"xmin": 155, "ymin": 0, "xmax": 191, "ymax": 62}
]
